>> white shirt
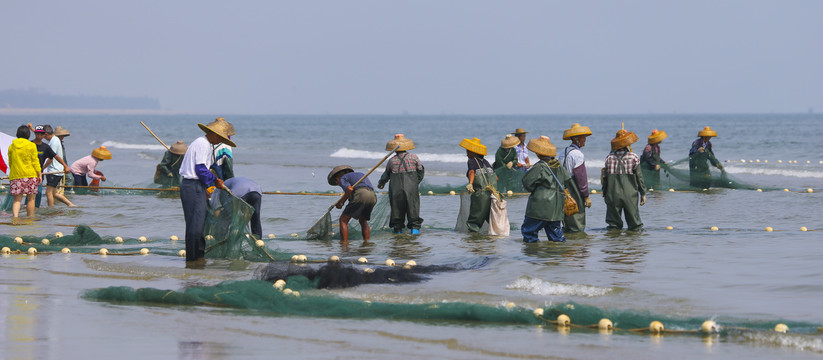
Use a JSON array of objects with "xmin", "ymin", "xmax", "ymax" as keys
[
  {"xmin": 515, "ymin": 143, "xmax": 529, "ymax": 166},
  {"xmin": 561, "ymin": 145, "xmax": 585, "ymax": 173},
  {"xmin": 45, "ymin": 137, "xmax": 64, "ymax": 172},
  {"xmin": 179, "ymin": 136, "xmax": 215, "ymax": 180}
]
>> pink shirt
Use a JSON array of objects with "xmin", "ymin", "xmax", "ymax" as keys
[{"xmin": 70, "ymin": 155, "xmax": 102, "ymax": 179}]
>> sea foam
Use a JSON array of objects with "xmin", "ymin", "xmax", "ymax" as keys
[
  {"xmin": 506, "ymin": 277, "xmax": 612, "ymax": 297},
  {"xmin": 330, "ymin": 148, "xmax": 466, "ymax": 163},
  {"xmin": 101, "ymin": 141, "xmax": 166, "ymax": 151}
]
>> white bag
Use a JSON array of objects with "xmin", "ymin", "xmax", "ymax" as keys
[{"xmin": 488, "ymin": 193, "xmax": 510, "ymax": 236}]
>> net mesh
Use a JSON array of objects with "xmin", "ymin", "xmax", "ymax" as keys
[
  {"xmin": 305, "ymin": 194, "xmax": 392, "ymax": 240},
  {"xmin": 656, "ymin": 157, "xmax": 762, "ymax": 191}
]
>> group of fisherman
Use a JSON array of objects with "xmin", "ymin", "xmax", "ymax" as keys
[
  {"xmin": 5, "ymin": 118, "xmax": 723, "ymax": 264},
  {"xmin": 153, "ymin": 119, "xmax": 724, "ymax": 262},
  {"xmin": 4, "ymin": 123, "xmax": 116, "ymax": 219}
]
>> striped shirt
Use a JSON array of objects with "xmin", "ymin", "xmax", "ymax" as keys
[{"xmin": 604, "ymin": 150, "xmax": 640, "ymax": 175}]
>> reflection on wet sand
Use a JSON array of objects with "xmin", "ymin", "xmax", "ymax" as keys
[{"xmin": 601, "ymin": 230, "xmax": 649, "ymax": 280}]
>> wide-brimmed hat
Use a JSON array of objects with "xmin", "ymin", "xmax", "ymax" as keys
[
  {"xmin": 198, "ymin": 118, "xmax": 236, "ymax": 147},
  {"xmin": 91, "ymin": 146, "xmax": 112, "ymax": 160},
  {"xmin": 386, "ymin": 134, "xmax": 415, "ymax": 151},
  {"xmin": 169, "ymin": 140, "xmax": 188, "ymax": 155},
  {"xmin": 54, "ymin": 126, "xmax": 70, "ymax": 136},
  {"xmin": 563, "ymin": 123, "xmax": 593, "ymax": 140},
  {"xmin": 215, "ymin": 117, "xmax": 236, "ymax": 136},
  {"xmin": 648, "ymin": 129, "xmax": 667, "ymax": 144},
  {"xmin": 327, "ymin": 165, "xmax": 354, "ymax": 185},
  {"xmin": 500, "ymin": 134, "xmax": 520, "ymax": 149},
  {"xmin": 698, "ymin": 126, "xmax": 717, "ymax": 138},
  {"xmin": 611, "ymin": 129, "xmax": 639, "ymax": 150},
  {"xmin": 512, "ymin": 128, "xmax": 529, "ymax": 135},
  {"xmin": 527, "ymin": 136, "xmax": 556, "ymax": 157},
  {"xmin": 459, "ymin": 137, "xmax": 487, "ymax": 156}
]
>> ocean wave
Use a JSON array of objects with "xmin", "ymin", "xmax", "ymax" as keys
[
  {"xmin": 506, "ymin": 277, "xmax": 612, "ymax": 297},
  {"xmin": 101, "ymin": 141, "xmax": 166, "ymax": 151},
  {"xmin": 331, "ymin": 148, "xmax": 466, "ymax": 163},
  {"xmin": 723, "ymin": 166, "xmax": 823, "ymax": 178},
  {"xmin": 737, "ymin": 330, "xmax": 823, "ymax": 353}
]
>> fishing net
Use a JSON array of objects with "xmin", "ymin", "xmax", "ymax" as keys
[
  {"xmin": 493, "ymin": 167, "xmax": 526, "ymax": 193},
  {"xmin": 305, "ymin": 194, "xmax": 392, "ymax": 240},
  {"xmin": 258, "ymin": 257, "xmax": 488, "ymax": 289},
  {"xmin": 204, "ymin": 189, "xmax": 285, "ymax": 261},
  {"xmin": 655, "ymin": 157, "xmax": 761, "ymax": 191}
]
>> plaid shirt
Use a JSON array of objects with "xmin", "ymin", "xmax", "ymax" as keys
[
  {"xmin": 604, "ymin": 150, "xmax": 640, "ymax": 175},
  {"xmin": 386, "ymin": 152, "xmax": 423, "ymax": 173}
]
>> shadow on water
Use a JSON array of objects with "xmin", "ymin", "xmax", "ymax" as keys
[
  {"xmin": 459, "ymin": 233, "xmax": 500, "ymax": 256},
  {"xmin": 387, "ymin": 234, "xmax": 432, "ymax": 260},
  {"xmin": 600, "ymin": 229, "xmax": 649, "ymax": 282},
  {"xmin": 521, "ymin": 232, "xmax": 591, "ymax": 267}
]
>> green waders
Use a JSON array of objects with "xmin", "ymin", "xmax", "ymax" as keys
[
  {"xmin": 602, "ymin": 153, "xmax": 645, "ymax": 231},
  {"xmin": 467, "ymin": 163, "xmax": 498, "ymax": 233},
  {"xmin": 384, "ymin": 164, "xmax": 425, "ymax": 231}
]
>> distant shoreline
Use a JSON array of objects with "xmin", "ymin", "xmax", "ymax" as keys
[{"xmin": 0, "ymin": 108, "xmax": 185, "ymax": 115}]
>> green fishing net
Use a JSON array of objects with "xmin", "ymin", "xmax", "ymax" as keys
[
  {"xmin": 305, "ymin": 194, "xmax": 392, "ymax": 240},
  {"xmin": 653, "ymin": 157, "xmax": 761, "ymax": 191}
]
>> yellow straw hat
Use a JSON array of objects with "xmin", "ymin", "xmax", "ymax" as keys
[
  {"xmin": 563, "ymin": 123, "xmax": 593, "ymax": 140},
  {"xmin": 648, "ymin": 129, "xmax": 667, "ymax": 144},
  {"xmin": 459, "ymin": 137, "xmax": 487, "ymax": 156},
  {"xmin": 215, "ymin": 117, "xmax": 236, "ymax": 136},
  {"xmin": 611, "ymin": 129, "xmax": 639, "ymax": 150},
  {"xmin": 386, "ymin": 134, "xmax": 415, "ymax": 151},
  {"xmin": 91, "ymin": 146, "xmax": 112, "ymax": 160},
  {"xmin": 512, "ymin": 128, "xmax": 529, "ymax": 135},
  {"xmin": 527, "ymin": 136, "xmax": 556, "ymax": 157},
  {"xmin": 698, "ymin": 126, "xmax": 717, "ymax": 137},
  {"xmin": 500, "ymin": 134, "xmax": 520, "ymax": 149},
  {"xmin": 327, "ymin": 165, "xmax": 354, "ymax": 185},
  {"xmin": 53, "ymin": 126, "xmax": 70, "ymax": 137},
  {"xmin": 169, "ymin": 140, "xmax": 188, "ymax": 155},
  {"xmin": 197, "ymin": 118, "xmax": 236, "ymax": 147}
]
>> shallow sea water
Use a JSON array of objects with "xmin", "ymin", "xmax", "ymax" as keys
[{"xmin": 1, "ymin": 114, "xmax": 822, "ymax": 359}]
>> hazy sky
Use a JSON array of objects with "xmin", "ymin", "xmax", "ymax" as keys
[{"xmin": 3, "ymin": 1, "xmax": 821, "ymax": 114}]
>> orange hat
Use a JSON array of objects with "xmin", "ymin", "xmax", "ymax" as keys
[
  {"xmin": 648, "ymin": 130, "xmax": 667, "ymax": 144},
  {"xmin": 611, "ymin": 129, "xmax": 639, "ymax": 150}
]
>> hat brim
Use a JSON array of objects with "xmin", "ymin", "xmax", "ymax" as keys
[
  {"xmin": 327, "ymin": 168, "xmax": 354, "ymax": 185},
  {"xmin": 198, "ymin": 123, "xmax": 236, "ymax": 147}
]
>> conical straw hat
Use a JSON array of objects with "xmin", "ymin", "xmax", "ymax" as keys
[
  {"xmin": 169, "ymin": 140, "xmax": 188, "ymax": 155},
  {"xmin": 648, "ymin": 130, "xmax": 667, "ymax": 144},
  {"xmin": 563, "ymin": 123, "xmax": 592, "ymax": 140},
  {"xmin": 500, "ymin": 134, "xmax": 520, "ymax": 149},
  {"xmin": 327, "ymin": 165, "xmax": 354, "ymax": 185},
  {"xmin": 215, "ymin": 117, "xmax": 236, "ymax": 136},
  {"xmin": 53, "ymin": 126, "xmax": 70, "ymax": 137},
  {"xmin": 198, "ymin": 118, "xmax": 236, "ymax": 147},
  {"xmin": 611, "ymin": 129, "xmax": 639, "ymax": 150},
  {"xmin": 527, "ymin": 136, "xmax": 556, "ymax": 157},
  {"xmin": 697, "ymin": 126, "xmax": 717, "ymax": 137},
  {"xmin": 512, "ymin": 128, "xmax": 529, "ymax": 135},
  {"xmin": 386, "ymin": 134, "xmax": 415, "ymax": 151},
  {"xmin": 91, "ymin": 146, "xmax": 112, "ymax": 160},
  {"xmin": 459, "ymin": 137, "xmax": 487, "ymax": 156}
]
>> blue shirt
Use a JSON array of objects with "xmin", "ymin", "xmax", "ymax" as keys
[
  {"xmin": 339, "ymin": 172, "xmax": 373, "ymax": 191},
  {"xmin": 223, "ymin": 176, "xmax": 262, "ymax": 197}
]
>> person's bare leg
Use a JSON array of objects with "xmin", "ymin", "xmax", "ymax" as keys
[
  {"xmin": 25, "ymin": 194, "xmax": 36, "ymax": 217},
  {"xmin": 47, "ymin": 186, "xmax": 75, "ymax": 207},
  {"xmin": 339, "ymin": 214, "xmax": 351, "ymax": 242},
  {"xmin": 359, "ymin": 218, "xmax": 370, "ymax": 241},
  {"xmin": 12, "ymin": 194, "xmax": 23, "ymax": 218}
]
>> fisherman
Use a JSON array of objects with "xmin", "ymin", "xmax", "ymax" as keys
[
  {"xmin": 521, "ymin": 136, "xmax": 574, "ymax": 243},
  {"xmin": 688, "ymin": 126, "xmax": 723, "ymax": 189},
  {"xmin": 211, "ymin": 118, "xmax": 235, "ymax": 180},
  {"xmin": 377, "ymin": 134, "xmax": 424, "ymax": 235},
  {"xmin": 602, "ymin": 128, "xmax": 646, "ymax": 231},
  {"xmin": 640, "ymin": 130, "xmax": 668, "ymax": 190},
  {"xmin": 51, "ymin": 126, "xmax": 71, "ymax": 198},
  {"xmin": 155, "ymin": 140, "xmax": 188, "ymax": 187},
  {"xmin": 7, "ymin": 125, "xmax": 41, "ymax": 219},
  {"xmin": 179, "ymin": 118, "xmax": 234, "ymax": 264},
  {"xmin": 493, "ymin": 134, "xmax": 519, "ymax": 170},
  {"xmin": 31, "ymin": 125, "xmax": 70, "ymax": 207},
  {"xmin": 42, "ymin": 125, "xmax": 75, "ymax": 207},
  {"xmin": 70, "ymin": 146, "xmax": 111, "ymax": 187},
  {"xmin": 328, "ymin": 165, "xmax": 377, "ymax": 242},
  {"xmin": 460, "ymin": 137, "xmax": 498, "ymax": 233},
  {"xmin": 219, "ymin": 176, "xmax": 263, "ymax": 239},
  {"xmin": 512, "ymin": 128, "xmax": 530, "ymax": 171},
  {"xmin": 559, "ymin": 123, "xmax": 592, "ymax": 233}
]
